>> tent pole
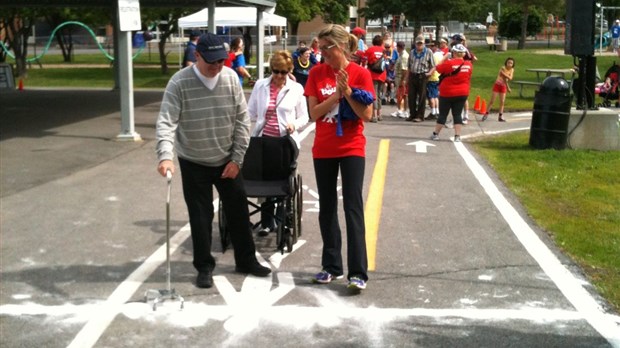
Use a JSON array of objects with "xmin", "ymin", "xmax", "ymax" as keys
[
  {"xmin": 257, "ymin": 9, "xmax": 265, "ymax": 80},
  {"xmin": 208, "ymin": 0, "xmax": 216, "ymax": 34}
]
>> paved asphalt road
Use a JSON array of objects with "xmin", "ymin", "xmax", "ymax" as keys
[{"xmin": 1, "ymin": 88, "xmax": 619, "ymax": 347}]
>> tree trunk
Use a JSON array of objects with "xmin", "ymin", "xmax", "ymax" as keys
[
  {"xmin": 518, "ymin": 6, "xmax": 530, "ymax": 49},
  {"xmin": 56, "ymin": 32, "xmax": 74, "ymax": 63},
  {"xmin": 290, "ymin": 21, "xmax": 299, "ymax": 36},
  {"xmin": 243, "ymin": 28, "xmax": 252, "ymax": 63},
  {"xmin": 14, "ymin": 35, "xmax": 27, "ymax": 78},
  {"xmin": 158, "ymin": 36, "xmax": 169, "ymax": 74},
  {"xmin": 10, "ymin": 21, "xmax": 32, "ymax": 78}
]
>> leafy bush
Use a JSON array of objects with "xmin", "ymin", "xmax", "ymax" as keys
[{"xmin": 499, "ymin": 6, "xmax": 544, "ymax": 39}]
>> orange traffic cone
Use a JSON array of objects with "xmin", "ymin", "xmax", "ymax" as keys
[
  {"xmin": 479, "ymin": 99, "xmax": 487, "ymax": 114},
  {"xmin": 18, "ymin": 79, "xmax": 24, "ymax": 91},
  {"xmin": 473, "ymin": 95, "xmax": 481, "ymax": 111}
]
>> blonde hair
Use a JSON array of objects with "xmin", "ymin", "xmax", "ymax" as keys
[
  {"xmin": 317, "ymin": 24, "xmax": 358, "ymax": 55},
  {"xmin": 270, "ymin": 50, "xmax": 293, "ymax": 71}
]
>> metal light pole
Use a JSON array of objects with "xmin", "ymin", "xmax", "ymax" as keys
[
  {"xmin": 600, "ymin": 3, "xmax": 604, "ymax": 55},
  {"xmin": 498, "ymin": 2, "xmax": 501, "ymax": 24}
]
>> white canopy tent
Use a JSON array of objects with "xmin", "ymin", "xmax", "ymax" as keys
[
  {"xmin": 178, "ymin": 7, "xmax": 286, "ymax": 79},
  {"xmin": 178, "ymin": 7, "xmax": 287, "ymax": 28}
]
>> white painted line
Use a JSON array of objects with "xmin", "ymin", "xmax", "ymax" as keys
[
  {"xmin": 298, "ymin": 121, "xmax": 316, "ymax": 140},
  {"xmin": 512, "ymin": 112, "xmax": 533, "ymax": 118},
  {"xmin": 461, "ymin": 127, "xmax": 530, "ymax": 140},
  {"xmin": 67, "ymin": 125, "xmax": 317, "ymax": 347},
  {"xmin": 269, "ymin": 240, "xmax": 307, "ymax": 269},
  {"xmin": 67, "ymin": 223, "xmax": 191, "ymax": 348},
  {"xmin": 454, "ymin": 141, "xmax": 620, "ymax": 347}
]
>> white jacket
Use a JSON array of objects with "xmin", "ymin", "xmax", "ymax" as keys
[{"xmin": 247, "ymin": 76, "xmax": 309, "ymax": 148}]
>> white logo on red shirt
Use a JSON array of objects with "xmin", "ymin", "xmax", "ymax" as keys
[{"xmin": 320, "ymin": 84, "xmax": 337, "ymax": 97}]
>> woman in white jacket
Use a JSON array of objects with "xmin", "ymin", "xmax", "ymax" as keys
[{"xmin": 247, "ymin": 50, "xmax": 309, "ymax": 236}]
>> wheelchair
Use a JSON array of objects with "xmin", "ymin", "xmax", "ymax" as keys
[{"xmin": 219, "ymin": 136, "xmax": 303, "ymax": 254}]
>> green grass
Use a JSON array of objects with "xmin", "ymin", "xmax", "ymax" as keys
[
  {"xmin": 471, "ymin": 131, "xmax": 620, "ymax": 312},
  {"xmin": 21, "ymin": 67, "xmax": 175, "ymax": 88},
  {"xmin": 18, "ymin": 47, "xmax": 620, "ymax": 97}
]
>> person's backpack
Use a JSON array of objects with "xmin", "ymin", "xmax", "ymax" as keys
[{"xmin": 368, "ymin": 56, "xmax": 385, "ymax": 74}]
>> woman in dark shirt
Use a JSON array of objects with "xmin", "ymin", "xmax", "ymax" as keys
[{"xmin": 292, "ymin": 47, "xmax": 316, "ymax": 87}]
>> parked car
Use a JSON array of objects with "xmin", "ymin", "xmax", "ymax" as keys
[
  {"xmin": 420, "ymin": 25, "xmax": 451, "ymax": 41},
  {"xmin": 467, "ymin": 22, "xmax": 487, "ymax": 30}
]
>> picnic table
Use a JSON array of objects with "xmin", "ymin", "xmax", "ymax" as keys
[
  {"xmin": 525, "ymin": 68, "xmax": 575, "ymax": 82},
  {"xmin": 512, "ymin": 68, "xmax": 576, "ymax": 98}
]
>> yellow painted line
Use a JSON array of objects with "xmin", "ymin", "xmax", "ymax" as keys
[{"xmin": 365, "ymin": 139, "xmax": 390, "ymax": 271}]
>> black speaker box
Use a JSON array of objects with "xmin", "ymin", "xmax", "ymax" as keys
[{"xmin": 565, "ymin": 0, "xmax": 595, "ymax": 56}]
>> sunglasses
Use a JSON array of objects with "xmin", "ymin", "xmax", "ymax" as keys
[
  {"xmin": 319, "ymin": 43, "xmax": 337, "ymax": 52},
  {"xmin": 206, "ymin": 58, "xmax": 226, "ymax": 65},
  {"xmin": 271, "ymin": 69, "xmax": 289, "ymax": 75}
]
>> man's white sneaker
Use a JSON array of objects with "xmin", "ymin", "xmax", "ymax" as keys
[
  {"xmin": 391, "ymin": 111, "xmax": 402, "ymax": 118},
  {"xmin": 400, "ymin": 111, "xmax": 409, "ymax": 119}
]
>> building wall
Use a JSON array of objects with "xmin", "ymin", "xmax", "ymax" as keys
[{"xmin": 294, "ymin": 0, "xmax": 367, "ymax": 38}]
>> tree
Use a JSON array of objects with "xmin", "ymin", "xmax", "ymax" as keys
[
  {"xmin": 141, "ymin": 8, "xmax": 190, "ymax": 74},
  {"xmin": 319, "ymin": 0, "xmax": 356, "ymax": 24},
  {"xmin": 42, "ymin": 8, "xmax": 109, "ymax": 63},
  {"xmin": 499, "ymin": 5, "xmax": 544, "ymax": 49},
  {"xmin": 0, "ymin": 8, "xmax": 37, "ymax": 78},
  {"xmin": 358, "ymin": 0, "xmax": 405, "ymax": 29},
  {"xmin": 362, "ymin": 0, "xmax": 480, "ymax": 38},
  {"xmin": 276, "ymin": 0, "xmax": 354, "ymax": 35},
  {"xmin": 501, "ymin": 0, "xmax": 559, "ymax": 49},
  {"xmin": 275, "ymin": 0, "xmax": 322, "ymax": 35}
]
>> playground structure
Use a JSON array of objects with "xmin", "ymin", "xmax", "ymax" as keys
[{"xmin": 0, "ymin": 21, "xmax": 145, "ymax": 64}]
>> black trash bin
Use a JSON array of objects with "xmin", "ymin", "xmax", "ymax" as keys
[{"xmin": 529, "ymin": 76, "xmax": 572, "ymax": 150}]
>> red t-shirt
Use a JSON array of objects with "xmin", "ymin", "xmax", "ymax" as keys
[
  {"xmin": 304, "ymin": 62, "xmax": 375, "ymax": 159},
  {"xmin": 225, "ymin": 52, "xmax": 235, "ymax": 68},
  {"xmin": 436, "ymin": 58, "xmax": 473, "ymax": 97},
  {"xmin": 365, "ymin": 45, "xmax": 386, "ymax": 82}
]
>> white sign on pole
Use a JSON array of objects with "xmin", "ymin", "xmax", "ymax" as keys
[{"xmin": 118, "ymin": 0, "xmax": 141, "ymax": 32}]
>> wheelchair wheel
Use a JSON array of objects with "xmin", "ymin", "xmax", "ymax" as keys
[
  {"xmin": 275, "ymin": 203, "xmax": 287, "ymax": 254},
  {"xmin": 295, "ymin": 175, "xmax": 303, "ymax": 237},
  {"xmin": 291, "ymin": 200, "xmax": 299, "ymax": 245},
  {"xmin": 218, "ymin": 200, "xmax": 231, "ymax": 253},
  {"xmin": 286, "ymin": 232, "xmax": 293, "ymax": 253}
]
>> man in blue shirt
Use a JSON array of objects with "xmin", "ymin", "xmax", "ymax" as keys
[
  {"xmin": 612, "ymin": 20, "xmax": 620, "ymax": 53},
  {"xmin": 182, "ymin": 30, "xmax": 201, "ymax": 68}
]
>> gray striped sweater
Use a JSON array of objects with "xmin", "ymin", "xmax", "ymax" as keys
[{"xmin": 156, "ymin": 66, "xmax": 250, "ymax": 167}]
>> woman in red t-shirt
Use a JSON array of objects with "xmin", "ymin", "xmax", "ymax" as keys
[
  {"xmin": 430, "ymin": 44, "xmax": 473, "ymax": 142},
  {"xmin": 304, "ymin": 24, "xmax": 374, "ymax": 291},
  {"xmin": 365, "ymin": 35, "xmax": 387, "ymax": 122}
]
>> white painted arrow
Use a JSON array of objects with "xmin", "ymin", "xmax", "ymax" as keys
[
  {"xmin": 215, "ymin": 272, "xmax": 295, "ymax": 334},
  {"xmin": 406, "ymin": 141, "xmax": 436, "ymax": 153}
]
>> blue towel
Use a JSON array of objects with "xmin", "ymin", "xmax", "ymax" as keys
[{"xmin": 337, "ymin": 88, "xmax": 374, "ymax": 136}]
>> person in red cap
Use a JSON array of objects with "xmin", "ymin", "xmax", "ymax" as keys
[{"xmin": 351, "ymin": 27, "xmax": 367, "ymax": 52}]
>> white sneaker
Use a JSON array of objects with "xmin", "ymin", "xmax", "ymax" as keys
[
  {"xmin": 391, "ymin": 110, "xmax": 402, "ymax": 118},
  {"xmin": 400, "ymin": 111, "xmax": 409, "ymax": 119}
]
